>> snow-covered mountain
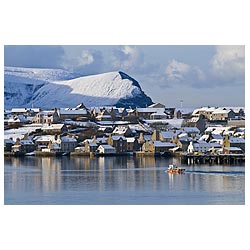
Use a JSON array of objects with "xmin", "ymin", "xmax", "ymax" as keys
[{"xmin": 4, "ymin": 67, "xmax": 153, "ymax": 109}]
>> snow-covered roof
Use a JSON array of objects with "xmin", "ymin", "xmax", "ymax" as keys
[
  {"xmin": 126, "ymin": 137, "xmax": 135, "ymax": 143},
  {"xmin": 182, "ymin": 127, "xmax": 200, "ymax": 133},
  {"xmin": 192, "ymin": 107, "xmax": 217, "ymax": 115},
  {"xmin": 42, "ymin": 124, "xmax": 65, "ymax": 130},
  {"xmin": 229, "ymin": 137, "xmax": 245, "ymax": 143},
  {"xmin": 98, "ymin": 144, "xmax": 115, "ymax": 149},
  {"xmin": 60, "ymin": 136, "xmax": 77, "ymax": 142},
  {"xmin": 112, "ymin": 126, "xmax": 129, "ymax": 134},
  {"xmin": 209, "ymin": 142, "xmax": 222, "ymax": 148},
  {"xmin": 4, "ymin": 125, "xmax": 42, "ymax": 140},
  {"xmin": 150, "ymin": 112, "xmax": 167, "ymax": 116},
  {"xmin": 223, "ymin": 107, "xmax": 244, "ymax": 113},
  {"xmin": 59, "ymin": 108, "xmax": 87, "ymax": 115},
  {"xmin": 11, "ymin": 108, "xmax": 29, "ymax": 113},
  {"xmin": 153, "ymin": 141, "xmax": 176, "ymax": 147},
  {"xmin": 199, "ymin": 134, "xmax": 209, "ymax": 141},
  {"xmin": 212, "ymin": 109, "xmax": 231, "ymax": 114},
  {"xmin": 165, "ymin": 119, "xmax": 184, "ymax": 128},
  {"xmin": 144, "ymin": 135, "xmax": 152, "ymax": 141},
  {"xmin": 137, "ymin": 108, "xmax": 165, "ymax": 113},
  {"xmin": 148, "ymin": 103, "xmax": 166, "ymax": 108},
  {"xmin": 20, "ymin": 139, "xmax": 34, "ymax": 145},
  {"xmin": 128, "ymin": 124, "xmax": 147, "ymax": 132},
  {"xmin": 224, "ymin": 147, "xmax": 243, "ymax": 151},
  {"xmin": 34, "ymin": 135, "xmax": 54, "ymax": 142},
  {"xmin": 89, "ymin": 142, "xmax": 98, "ymax": 147},
  {"xmin": 160, "ymin": 131, "xmax": 176, "ymax": 139},
  {"xmin": 8, "ymin": 115, "xmax": 28, "ymax": 123},
  {"xmin": 4, "ymin": 138, "xmax": 15, "ymax": 144},
  {"xmin": 95, "ymin": 137, "xmax": 108, "ymax": 143}
]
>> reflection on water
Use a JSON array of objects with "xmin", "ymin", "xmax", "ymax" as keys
[{"xmin": 4, "ymin": 156, "xmax": 245, "ymax": 205}]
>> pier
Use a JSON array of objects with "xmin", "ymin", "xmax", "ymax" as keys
[{"xmin": 181, "ymin": 153, "xmax": 245, "ymax": 165}]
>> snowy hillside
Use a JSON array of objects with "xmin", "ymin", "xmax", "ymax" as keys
[{"xmin": 4, "ymin": 67, "xmax": 153, "ymax": 109}]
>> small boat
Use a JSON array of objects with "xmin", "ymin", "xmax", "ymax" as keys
[{"xmin": 165, "ymin": 164, "xmax": 185, "ymax": 174}]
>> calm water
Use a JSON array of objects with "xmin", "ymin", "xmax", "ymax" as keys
[{"xmin": 4, "ymin": 156, "xmax": 245, "ymax": 205}]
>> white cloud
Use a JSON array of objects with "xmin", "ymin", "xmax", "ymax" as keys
[
  {"xmin": 210, "ymin": 45, "xmax": 245, "ymax": 80},
  {"xmin": 164, "ymin": 59, "xmax": 206, "ymax": 87},
  {"xmin": 62, "ymin": 49, "xmax": 104, "ymax": 74},
  {"xmin": 77, "ymin": 50, "xmax": 94, "ymax": 66},
  {"xmin": 111, "ymin": 45, "xmax": 142, "ymax": 71},
  {"xmin": 166, "ymin": 59, "xmax": 191, "ymax": 82}
]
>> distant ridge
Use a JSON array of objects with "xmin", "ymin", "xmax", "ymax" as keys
[{"xmin": 4, "ymin": 67, "xmax": 153, "ymax": 109}]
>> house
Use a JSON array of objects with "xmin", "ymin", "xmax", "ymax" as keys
[
  {"xmin": 84, "ymin": 140, "xmax": 98, "ymax": 153},
  {"xmin": 33, "ymin": 135, "xmax": 55, "ymax": 150},
  {"xmin": 107, "ymin": 107, "xmax": 128, "ymax": 120},
  {"xmin": 135, "ymin": 108, "xmax": 166, "ymax": 119},
  {"xmin": 107, "ymin": 135, "xmax": 127, "ymax": 153},
  {"xmin": 55, "ymin": 135, "xmax": 78, "ymax": 153},
  {"xmin": 42, "ymin": 141, "xmax": 61, "ymax": 153},
  {"xmin": 192, "ymin": 107, "xmax": 217, "ymax": 120},
  {"xmin": 150, "ymin": 111, "xmax": 167, "ymax": 120},
  {"xmin": 7, "ymin": 115, "xmax": 29, "ymax": 126},
  {"xmin": 223, "ymin": 147, "xmax": 243, "ymax": 154},
  {"xmin": 96, "ymin": 109, "xmax": 112, "ymax": 121},
  {"xmin": 159, "ymin": 131, "xmax": 176, "ymax": 142},
  {"xmin": 142, "ymin": 140, "xmax": 176, "ymax": 153},
  {"xmin": 148, "ymin": 103, "xmax": 166, "ymax": 108},
  {"xmin": 223, "ymin": 136, "xmax": 245, "ymax": 152},
  {"xmin": 185, "ymin": 115, "xmax": 206, "ymax": 133},
  {"xmin": 112, "ymin": 126, "xmax": 133, "ymax": 137},
  {"xmin": 58, "ymin": 106, "xmax": 89, "ymax": 120},
  {"xmin": 211, "ymin": 109, "xmax": 235, "ymax": 121},
  {"xmin": 34, "ymin": 109, "xmax": 60, "ymax": 124},
  {"xmin": 176, "ymin": 139, "xmax": 190, "ymax": 152},
  {"xmin": 4, "ymin": 138, "xmax": 15, "ymax": 152},
  {"xmin": 12, "ymin": 137, "xmax": 36, "ymax": 154},
  {"xmin": 187, "ymin": 141, "xmax": 211, "ymax": 153},
  {"xmin": 97, "ymin": 144, "xmax": 116, "ymax": 154},
  {"xmin": 182, "ymin": 127, "xmax": 200, "ymax": 138},
  {"xmin": 10, "ymin": 108, "xmax": 39, "ymax": 116},
  {"xmin": 126, "ymin": 137, "xmax": 140, "ymax": 152},
  {"xmin": 41, "ymin": 124, "xmax": 67, "ymax": 134},
  {"xmin": 174, "ymin": 108, "xmax": 193, "ymax": 119}
]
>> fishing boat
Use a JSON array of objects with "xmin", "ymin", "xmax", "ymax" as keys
[{"xmin": 165, "ymin": 164, "xmax": 185, "ymax": 174}]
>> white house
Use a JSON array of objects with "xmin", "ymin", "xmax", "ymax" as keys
[
  {"xmin": 97, "ymin": 144, "xmax": 116, "ymax": 154},
  {"xmin": 187, "ymin": 141, "xmax": 211, "ymax": 153}
]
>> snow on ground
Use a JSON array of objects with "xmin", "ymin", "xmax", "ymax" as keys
[{"xmin": 4, "ymin": 124, "xmax": 43, "ymax": 140}]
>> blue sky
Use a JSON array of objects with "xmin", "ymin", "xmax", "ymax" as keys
[{"xmin": 4, "ymin": 45, "xmax": 245, "ymax": 108}]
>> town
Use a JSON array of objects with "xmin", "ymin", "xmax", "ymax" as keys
[{"xmin": 4, "ymin": 103, "xmax": 245, "ymax": 164}]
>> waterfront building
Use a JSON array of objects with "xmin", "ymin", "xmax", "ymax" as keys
[
  {"xmin": 187, "ymin": 141, "xmax": 212, "ymax": 153},
  {"xmin": 142, "ymin": 140, "xmax": 176, "ymax": 154},
  {"xmin": 4, "ymin": 138, "xmax": 15, "ymax": 152},
  {"xmin": 107, "ymin": 135, "xmax": 127, "ymax": 153},
  {"xmin": 97, "ymin": 144, "xmax": 116, "ymax": 154},
  {"xmin": 223, "ymin": 135, "xmax": 245, "ymax": 152},
  {"xmin": 12, "ymin": 137, "xmax": 36, "ymax": 154},
  {"xmin": 84, "ymin": 140, "xmax": 98, "ymax": 153}
]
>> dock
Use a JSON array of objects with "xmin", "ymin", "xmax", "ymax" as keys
[{"xmin": 181, "ymin": 153, "xmax": 245, "ymax": 165}]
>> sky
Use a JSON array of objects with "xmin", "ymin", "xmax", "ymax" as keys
[{"xmin": 4, "ymin": 45, "xmax": 245, "ymax": 108}]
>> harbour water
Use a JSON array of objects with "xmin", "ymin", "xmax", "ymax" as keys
[{"xmin": 4, "ymin": 156, "xmax": 245, "ymax": 205}]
